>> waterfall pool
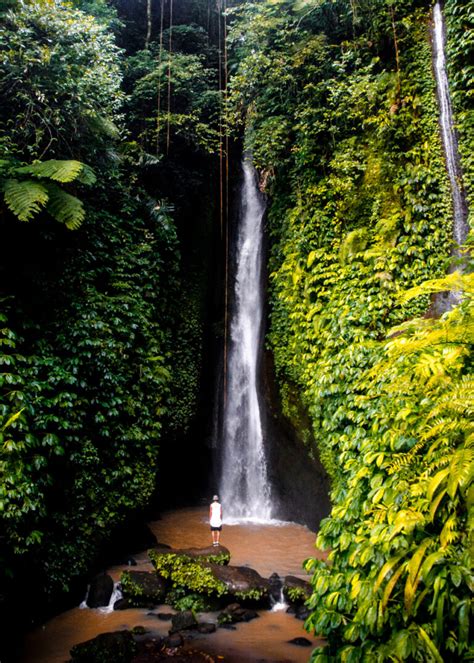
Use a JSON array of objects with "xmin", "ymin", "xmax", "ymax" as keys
[{"xmin": 20, "ymin": 507, "xmax": 327, "ymax": 662}]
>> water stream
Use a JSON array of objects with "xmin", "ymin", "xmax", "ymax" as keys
[
  {"xmin": 219, "ymin": 158, "xmax": 273, "ymax": 522},
  {"xmin": 432, "ymin": 1, "xmax": 469, "ymax": 254},
  {"xmin": 21, "ymin": 507, "xmax": 326, "ymax": 663}
]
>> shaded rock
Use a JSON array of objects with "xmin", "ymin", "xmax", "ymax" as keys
[
  {"xmin": 86, "ymin": 573, "xmax": 114, "ymax": 608},
  {"xmin": 283, "ymin": 576, "xmax": 311, "ymax": 605},
  {"xmin": 70, "ymin": 630, "xmax": 136, "ymax": 662},
  {"xmin": 218, "ymin": 603, "xmax": 259, "ymax": 625},
  {"xmin": 294, "ymin": 605, "xmax": 310, "ymax": 621},
  {"xmin": 132, "ymin": 625, "xmax": 147, "ymax": 636},
  {"xmin": 170, "ymin": 610, "xmax": 198, "ymax": 633},
  {"xmin": 114, "ymin": 598, "xmax": 132, "ymax": 610},
  {"xmin": 164, "ymin": 633, "xmax": 184, "ymax": 648},
  {"xmin": 121, "ymin": 571, "xmax": 167, "ymax": 607},
  {"xmin": 209, "ymin": 564, "xmax": 269, "ymax": 603},
  {"xmin": 157, "ymin": 612, "xmax": 174, "ymax": 621},
  {"xmin": 268, "ymin": 572, "xmax": 283, "ymax": 603},
  {"xmin": 197, "ymin": 623, "xmax": 216, "ymax": 634},
  {"xmin": 288, "ymin": 637, "xmax": 312, "ymax": 647}
]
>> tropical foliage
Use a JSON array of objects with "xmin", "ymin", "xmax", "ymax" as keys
[{"xmin": 226, "ymin": 0, "xmax": 473, "ymax": 660}]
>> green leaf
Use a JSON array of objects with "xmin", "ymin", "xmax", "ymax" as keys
[
  {"xmin": 2, "ymin": 178, "xmax": 49, "ymax": 221},
  {"xmin": 45, "ymin": 183, "xmax": 85, "ymax": 230}
]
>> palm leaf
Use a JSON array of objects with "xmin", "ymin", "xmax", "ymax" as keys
[{"xmin": 2, "ymin": 178, "xmax": 49, "ymax": 221}]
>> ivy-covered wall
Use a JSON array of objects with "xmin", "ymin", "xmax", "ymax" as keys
[{"xmin": 228, "ymin": 0, "xmax": 472, "ymax": 659}]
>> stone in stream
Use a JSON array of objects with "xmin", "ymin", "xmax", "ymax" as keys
[
  {"xmin": 120, "ymin": 570, "xmax": 167, "ymax": 607},
  {"xmin": 149, "ymin": 545, "xmax": 231, "ymax": 566},
  {"xmin": 170, "ymin": 610, "xmax": 198, "ymax": 633},
  {"xmin": 70, "ymin": 630, "xmax": 137, "ymax": 662},
  {"xmin": 218, "ymin": 602, "xmax": 259, "ymax": 626},
  {"xmin": 268, "ymin": 572, "xmax": 283, "ymax": 603},
  {"xmin": 209, "ymin": 564, "xmax": 270, "ymax": 603},
  {"xmin": 86, "ymin": 573, "xmax": 114, "ymax": 608},
  {"xmin": 283, "ymin": 575, "xmax": 311, "ymax": 605},
  {"xmin": 288, "ymin": 636, "xmax": 312, "ymax": 647}
]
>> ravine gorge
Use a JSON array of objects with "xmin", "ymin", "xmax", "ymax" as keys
[{"xmin": 0, "ymin": 0, "xmax": 472, "ymax": 662}]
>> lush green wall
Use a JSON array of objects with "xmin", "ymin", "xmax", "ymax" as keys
[
  {"xmin": 0, "ymin": 0, "xmax": 220, "ymax": 630},
  {"xmin": 228, "ymin": 0, "xmax": 472, "ymax": 659}
]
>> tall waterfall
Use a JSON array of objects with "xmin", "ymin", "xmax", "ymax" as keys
[
  {"xmin": 432, "ymin": 1, "xmax": 469, "ymax": 252},
  {"xmin": 219, "ymin": 158, "xmax": 273, "ymax": 522}
]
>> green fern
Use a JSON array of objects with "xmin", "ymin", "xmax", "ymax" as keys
[
  {"xmin": 2, "ymin": 178, "xmax": 49, "ymax": 222},
  {"xmin": 1, "ymin": 158, "xmax": 95, "ymax": 228},
  {"xmin": 45, "ymin": 183, "xmax": 85, "ymax": 230}
]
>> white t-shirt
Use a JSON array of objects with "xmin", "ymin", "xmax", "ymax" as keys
[{"xmin": 210, "ymin": 502, "xmax": 222, "ymax": 527}]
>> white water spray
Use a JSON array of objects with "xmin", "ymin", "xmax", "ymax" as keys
[
  {"xmin": 219, "ymin": 158, "xmax": 273, "ymax": 522},
  {"xmin": 432, "ymin": 2, "xmax": 469, "ymax": 252}
]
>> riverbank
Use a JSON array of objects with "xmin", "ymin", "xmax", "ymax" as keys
[{"xmin": 21, "ymin": 507, "xmax": 326, "ymax": 662}]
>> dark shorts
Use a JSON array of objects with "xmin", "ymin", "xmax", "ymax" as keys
[{"xmin": 210, "ymin": 526, "xmax": 222, "ymax": 532}]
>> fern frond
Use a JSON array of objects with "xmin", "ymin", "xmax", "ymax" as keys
[
  {"xmin": 15, "ymin": 159, "xmax": 86, "ymax": 183},
  {"xmin": 399, "ymin": 272, "xmax": 474, "ymax": 303},
  {"xmin": 2, "ymin": 178, "xmax": 49, "ymax": 221},
  {"xmin": 45, "ymin": 183, "xmax": 85, "ymax": 230}
]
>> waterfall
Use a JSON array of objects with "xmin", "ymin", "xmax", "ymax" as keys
[
  {"xmin": 219, "ymin": 157, "xmax": 273, "ymax": 522},
  {"xmin": 432, "ymin": 2, "xmax": 469, "ymax": 253}
]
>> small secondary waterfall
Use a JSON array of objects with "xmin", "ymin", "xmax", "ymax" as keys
[
  {"xmin": 219, "ymin": 158, "xmax": 273, "ymax": 522},
  {"xmin": 432, "ymin": 1, "xmax": 469, "ymax": 252}
]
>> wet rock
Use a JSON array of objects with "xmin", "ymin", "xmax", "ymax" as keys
[
  {"xmin": 218, "ymin": 603, "xmax": 259, "ymax": 625},
  {"xmin": 121, "ymin": 571, "xmax": 167, "ymax": 606},
  {"xmin": 268, "ymin": 572, "xmax": 283, "ymax": 603},
  {"xmin": 288, "ymin": 637, "xmax": 312, "ymax": 647},
  {"xmin": 114, "ymin": 598, "xmax": 132, "ymax": 610},
  {"xmin": 132, "ymin": 625, "xmax": 147, "ymax": 636},
  {"xmin": 197, "ymin": 623, "xmax": 216, "ymax": 634},
  {"xmin": 210, "ymin": 564, "xmax": 270, "ymax": 603},
  {"xmin": 283, "ymin": 576, "xmax": 311, "ymax": 605},
  {"xmin": 157, "ymin": 612, "xmax": 174, "ymax": 621},
  {"xmin": 150, "ymin": 545, "xmax": 231, "ymax": 567},
  {"xmin": 170, "ymin": 610, "xmax": 198, "ymax": 633},
  {"xmin": 165, "ymin": 633, "xmax": 184, "ymax": 648},
  {"xmin": 70, "ymin": 630, "xmax": 137, "ymax": 662},
  {"xmin": 86, "ymin": 573, "xmax": 114, "ymax": 608},
  {"xmin": 294, "ymin": 605, "xmax": 310, "ymax": 621}
]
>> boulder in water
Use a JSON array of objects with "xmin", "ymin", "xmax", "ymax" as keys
[
  {"xmin": 209, "ymin": 564, "xmax": 270, "ymax": 603},
  {"xmin": 149, "ymin": 545, "xmax": 231, "ymax": 568},
  {"xmin": 120, "ymin": 570, "xmax": 167, "ymax": 606},
  {"xmin": 86, "ymin": 573, "xmax": 114, "ymax": 608},
  {"xmin": 288, "ymin": 636, "xmax": 312, "ymax": 647},
  {"xmin": 218, "ymin": 602, "xmax": 259, "ymax": 625},
  {"xmin": 283, "ymin": 575, "xmax": 311, "ymax": 605},
  {"xmin": 268, "ymin": 572, "xmax": 283, "ymax": 603},
  {"xmin": 70, "ymin": 630, "xmax": 137, "ymax": 662},
  {"xmin": 170, "ymin": 610, "xmax": 197, "ymax": 633}
]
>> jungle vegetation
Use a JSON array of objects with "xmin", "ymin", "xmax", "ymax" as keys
[{"xmin": 0, "ymin": 0, "xmax": 472, "ymax": 661}]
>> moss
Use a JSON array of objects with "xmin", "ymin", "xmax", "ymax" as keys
[
  {"xmin": 120, "ymin": 571, "xmax": 167, "ymax": 607},
  {"xmin": 148, "ymin": 551, "xmax": 227, "ymax": 598}
]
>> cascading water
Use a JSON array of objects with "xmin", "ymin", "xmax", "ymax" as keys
[
  {"xmin": 432, "ymin": 2, "xmax": 469, "ymax": 253},
  {"xmin": 219, "ymin": 157, "xmax": 273, "ymax": 522}
]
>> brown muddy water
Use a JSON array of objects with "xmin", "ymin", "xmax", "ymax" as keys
[{"xmin": 21, "ymin": 507, "xmax": 326, "ymax": 662}]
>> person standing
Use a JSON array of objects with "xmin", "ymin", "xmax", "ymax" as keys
[{"xmin": 209, "ymin": 495, "xmax": 222, "ymax": 546}]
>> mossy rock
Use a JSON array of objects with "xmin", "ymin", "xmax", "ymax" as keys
[
  {"xmin": 149, "ymin": 550, "xmax": 228, "ymax": 598},
  {"xmin": 209, "ymin": 564, "xmax": 270, "ymax": 605},
  {"xmin": 120, "ymin": 570, "xmax": 167, "ymax": 607},
  {"xmin": 283, "ymin": 575, "xmax": 311, "ymax": 605},
  {"xmin": 150, "ymin": 545, "xmax": 230, "ymax": 567},
  {"xmin": 70, "ymin": 630, "xmax": 137, "ymax": 663}
]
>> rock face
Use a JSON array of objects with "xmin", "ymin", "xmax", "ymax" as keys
[
  {"xmin": 86, "ymin": 573, "xmax": 114, "ymax": 608},
  {"xmin": 70, "ymin": 630, "xmax": 137, "ymax": 662},
  {"xmin": 120, "ymin": 571, "xmax": 167, "ymax": 606}
]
